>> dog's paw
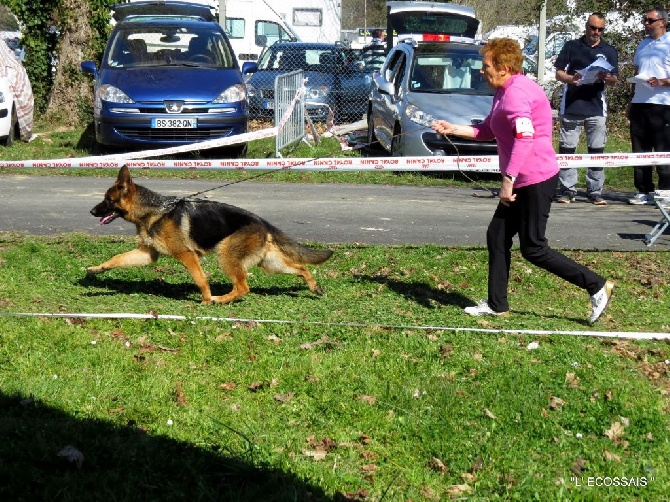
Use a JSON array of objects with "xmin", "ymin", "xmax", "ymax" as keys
[
  {"xmin": 313, "ymin": 285, "xmax": 324, "ymax": 296},
  {"xmin": 86, "ymin": 266, "xmax": 103, "ymax": 275}
]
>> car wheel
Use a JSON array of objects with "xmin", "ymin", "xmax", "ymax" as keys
[{"xmin": 4, "ymin": 105, "xmax": 17, "ymax": 146}]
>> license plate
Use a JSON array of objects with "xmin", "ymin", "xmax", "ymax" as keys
[
  {"xmin": 151, "ymin": 118, "xmax": 197, "ymax": 128},
  {"xmin": 263, "ymin": 100, "xmax": 274, "ymax": 110}
]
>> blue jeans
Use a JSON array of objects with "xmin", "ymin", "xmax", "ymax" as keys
[
  {"xmin": 486, "ymin": 173, "xmax": 606, "ymax": 312},
  {"xmin": 557, "ymin": 114, "xmax": 607, "ymax": 196}
]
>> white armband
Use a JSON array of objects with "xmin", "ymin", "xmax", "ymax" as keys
[{"xmin": 514, "ymin": 117, "xmax": 534, "ymax": 139}]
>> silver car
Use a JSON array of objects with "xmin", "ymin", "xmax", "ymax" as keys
[{"xmin": 367, "ymin": 39, "xmax": 497, "ymax": 157}]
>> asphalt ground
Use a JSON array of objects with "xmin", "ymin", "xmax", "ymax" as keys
[{"xmin": 0, "ymin": 174, "xmax": 668, "ymax": 250}]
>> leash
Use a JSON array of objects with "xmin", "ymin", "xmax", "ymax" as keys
[{"xmin": 165, "ymin": 115, "xmax": 498, "ymax": 204}]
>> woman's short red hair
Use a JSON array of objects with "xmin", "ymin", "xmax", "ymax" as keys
[{"xmin": 481, "ymin": 38, "xmax": 523, "ymax": 74}]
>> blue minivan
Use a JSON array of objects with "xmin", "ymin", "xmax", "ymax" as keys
[{"xmin": 81, "ymin": 1, "xmax": 248, "ymax": 155}]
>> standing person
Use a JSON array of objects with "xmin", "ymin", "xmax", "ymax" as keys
[
  {"xmin": 363, "ymin": 29, "xmax": 385, "ymax": 50},
  {"xmin": 554, "ymin": 12, "xmax": 619, "ymax": 205},
  {"xmin": 362, "ymin": 29, "xmax": 386, "ymax": 71},
  {"xmin": 627, "ymin": 6, "xmax": 670, "ymax": 205},
  {"xmin": 432, "ymin": 38, "xmax": 613, "ymax": 323}
]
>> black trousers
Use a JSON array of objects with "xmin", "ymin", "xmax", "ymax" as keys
[
  {"xmin": 486, "ymin": 173, "xmax": 606, "ymax": 312},
  {"xmin": 629, "ymin": 102, "xmax": 670, "ymax": 193}
]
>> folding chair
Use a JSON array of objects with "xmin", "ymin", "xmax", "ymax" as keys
[{"xmin": 645, "ymin": 198, "xmax": 670, "ymax": 247}]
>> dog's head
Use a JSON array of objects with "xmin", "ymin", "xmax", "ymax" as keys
[{"xmin": 90, "ymin": 165, "xmax": 136, "ymax": 225}]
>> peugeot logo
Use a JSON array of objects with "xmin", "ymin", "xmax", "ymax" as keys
[{"xmin": 165, "ymin": 101, "xmax": 184, "ymax": 113}]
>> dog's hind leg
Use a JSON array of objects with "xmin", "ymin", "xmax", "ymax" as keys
[
  {"xmin": 260, "ymin": 247, "xmax": 324, "ymax": 295},
  {"xmin": 87, "ymin": 247, "xmax": 158, "ymax": 274}
]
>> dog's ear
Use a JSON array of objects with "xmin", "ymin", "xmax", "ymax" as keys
[{"xmin": 116, "ymin": 165, "xmax": 134, "ymax": 192}]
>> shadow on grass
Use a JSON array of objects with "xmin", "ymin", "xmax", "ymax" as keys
[
  {"xmin": 0, "ymin": 391, "xmax": 332, "ymax": 501},
  {"xmin": 355, "ymin": 274, "xmax": 472, "ymax": 309},
  {"xmin": 79, "ymin": 275, "xmax": 320, "ymax": 302}
]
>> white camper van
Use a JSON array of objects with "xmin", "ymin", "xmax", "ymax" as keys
[
  {"xmin": 221, "ymin": 0, "xmax": 298, "ymax": 66},
  {"xmin": 222, "ymin": 0, "xmax": 342, "ymax": 66}
]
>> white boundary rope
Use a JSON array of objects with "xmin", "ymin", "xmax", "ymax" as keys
[
  {"xmin": 2, "ymin": 312, "xmax": 668, "ymax": 340},
  {"xmin": 2, "ymin": 152, "xmax": 670, "ymax": 172}
]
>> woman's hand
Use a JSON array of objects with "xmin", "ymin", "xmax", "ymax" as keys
[
  {"xmin": 499, "ymin": 177, "xmax": 516, "ymax": 206},
  {"xmin": 432, "ymin": 120, "xmax": 457, "ymax": 135}
]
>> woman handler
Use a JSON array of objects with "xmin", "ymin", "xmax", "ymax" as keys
[{"xmin": 432, "ymin": 38, "xmax": 613, "ymax": 323}]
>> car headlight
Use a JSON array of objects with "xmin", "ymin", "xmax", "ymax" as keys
[
  {"xmin": 405, "ymin": 104, "xmax": 436, "ymax": 127},
  {"xmin": 213, "ymin": 84, "xmax": 247, "ymax": 104},
  {"xmin": 98, "ymin": 84, "xmax": 134, "ymax": 104},
  {"xmin": 306, "ymin": 85, "xmax": 329, "ymax": 99}
]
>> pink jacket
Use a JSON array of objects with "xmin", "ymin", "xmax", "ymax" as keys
[{"xmin": 472, "ymin": 74, "xmax": 559, "ymax": 188}]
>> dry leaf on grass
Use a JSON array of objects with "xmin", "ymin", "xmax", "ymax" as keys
[
  {"xmin": 358, "ymin": 394, "xmax": 377, "ymax": 405},
  {"xmin": 548, "ymin": 396, "xmax": 565, "ymax": 411},
  {"xmin": 565, "ymin": 372, "xmax": 580, "ymax": 389},
  {"xmin": 446, "ymin": 484, "xmax": 472, "ymax": 496},
  {"xmin": 483, "ymin": 408, "xmax": 497, "ymax": 420},
  {"xmin": 571, "ymin": 456, "xmax": 587, "ymax": 475},
  {"xmin": 603, "ymin": 450, "xmax": 622, "ymax": 462},
  {"xmin": 175, "ymin": 381, "xmax": 187, "ymax": 407},
  {"xmin": 219, "ymin": 382, "xmax": 237, "ymax": 391},
  {"xmin": 274, "ymin": 392, "xmax": 295, "ymax": 403},
  {"xmin": 428, "ymin": 456, "xmax": 447, "ymax": 473},
  {"xmin": 605, "ymin": 421, "xmax": 625, "ymax": 443}
]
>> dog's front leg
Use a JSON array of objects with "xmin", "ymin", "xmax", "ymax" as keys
[
  {"xmin": 87, "ymin": 247, "xmax": 158, "ymax": 274},
  {"xmin": 174, "ymin": 251, "xmax": 213, "ymax": 303}
]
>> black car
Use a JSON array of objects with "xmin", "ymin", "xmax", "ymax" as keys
[{"xmin": 243, "ymin": 42, "xmax": 371, "ymax": 123}]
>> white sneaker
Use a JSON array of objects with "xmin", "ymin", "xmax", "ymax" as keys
[
  {"xmin": 590, "ymin": 281, "xmax": 614, "ymax": 323},
  {"xmin": 628, "ymin": 193, "xmax": 653, "ymax": 205},
  {"xmin": 464, "ymin": 300, "xmax": 508, "ymax": 317}
]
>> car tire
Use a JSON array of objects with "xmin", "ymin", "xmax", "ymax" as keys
[{"xmin": 4, "ymin": 105, "xmax": 18, "ymax": 146}]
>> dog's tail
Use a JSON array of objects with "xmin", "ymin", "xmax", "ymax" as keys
[{"xmin": 273, "ymin": 229, "xmax": 333, "ymax": 265}]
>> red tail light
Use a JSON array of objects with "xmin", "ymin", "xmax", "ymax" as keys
[{"xmin": 423, "ymin": 34, "xmax": 451, "ymax": 42}]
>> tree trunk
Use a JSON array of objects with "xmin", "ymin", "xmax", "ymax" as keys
[{"xmin": 45, "ymin": 0, "xmax": 94, "ymax": 125}]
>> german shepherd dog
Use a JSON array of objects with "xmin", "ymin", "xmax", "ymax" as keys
[{"xmin": 88, "ymin": 166, "xmax": 333, "ymax": 304}]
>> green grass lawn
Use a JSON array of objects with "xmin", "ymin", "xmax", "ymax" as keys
[{"xmin": 0, "ymin": 233, "xmax": 668, "ymax": 500}]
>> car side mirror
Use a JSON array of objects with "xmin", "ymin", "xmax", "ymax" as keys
[
  {"xmin": 242, "ymin": 61, "xmax": 258, "ymax": 75},
  {"xmin": 373, "ymin": 75, "xmax": 395, "ymax": 96},
  {"xmin": 80, "ymin": 61, "xmax": 99, "ymax": 79}
]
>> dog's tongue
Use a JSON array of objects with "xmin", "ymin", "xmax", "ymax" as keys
[{"xmin": 99, "ymin": 213, "xmax": 119, "ymax": 225}]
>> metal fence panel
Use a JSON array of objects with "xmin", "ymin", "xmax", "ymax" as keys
[{"xmin": 274, "ymin": 70, "xmax": 305, "ymax": 157}]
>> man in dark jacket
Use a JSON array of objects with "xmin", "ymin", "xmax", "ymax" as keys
[{"xmin": 553, "ymin": 12, "xmax": 619, "ymax": 205}]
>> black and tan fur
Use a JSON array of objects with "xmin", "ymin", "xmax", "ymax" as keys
[{"xmin": 88, "ymin": 166, "xmax": 333, "ymax": 304}]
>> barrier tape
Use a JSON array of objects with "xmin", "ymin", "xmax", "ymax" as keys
[
  {"xmin": 1, "ymin": 311, "xmax": 668, "ymax": 340},
  {"xmin": 2, "ymin": 151, "xmax": 670, "ymax": 171}
]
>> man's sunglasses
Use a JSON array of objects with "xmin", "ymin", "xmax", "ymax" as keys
[
  {"xmin": 588, "ymin": 24, "xmax": 605, "ymax": 32},
  {"xmin": 643, "ymin": 17, "xmax": 662, "ymax": 24}
]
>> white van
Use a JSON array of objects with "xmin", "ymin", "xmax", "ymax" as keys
[
  {"xmin": 222, "ymin": 0, "xmax": 298, "ymax": 66},
  {"xmin": 222, "ymin": 0, "xmax": 342, "ymax": 66}
]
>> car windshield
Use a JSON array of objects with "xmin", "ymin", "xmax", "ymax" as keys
[
  {"xmin": 257, "ymin": 47, "xmax": 345, "ymax": 72},
  {"xmin": 409, "ymin": 46, "xmax": 494, "ymax": 95},
  {"xmin": 105, "ymin": 25, "xmax": 236, "ymax": 68}
]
